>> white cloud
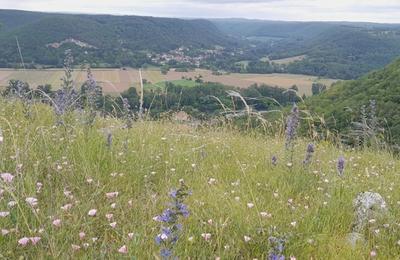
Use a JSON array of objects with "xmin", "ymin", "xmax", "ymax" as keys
[{"xmin": 1, "ymin": 0, "xmax": 400, "ymax": 23}]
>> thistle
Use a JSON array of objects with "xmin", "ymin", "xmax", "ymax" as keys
[{"xmin": 154, "ymin": 181, "xmax": 191, "ymax": 259}]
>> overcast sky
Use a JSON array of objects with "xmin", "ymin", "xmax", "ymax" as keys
[{"xmin": 1, "ymin": 0, "xmax": 400, "ymax": 23}]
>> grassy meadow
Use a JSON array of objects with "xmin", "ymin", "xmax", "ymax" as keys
[
  {"xmin": 0, "ymin": 99, "xmax": 399, "ymax": 259},
  {"xmin": 0, "ymin": 69, "xmax": 337, "ymax": 96}
]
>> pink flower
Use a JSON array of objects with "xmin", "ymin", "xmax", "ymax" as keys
[
  {"xmin": 110, "ymin": 222, "xmax": 117, "ymax": 228},
  {"xmin": 0, "ymin": 211, "xmax": 10, "ymax": 217},
  {"xmin": 79, "ymin": 232, "xmax": 86, "ymax": 240},
  {"xmin": 201, "ymin": 233, "xmax": 212, "ymax": 241},
  {"xmin": 52, "ymin": 219, "xmax": 62, "ymax": 227},
  {"xmin": 1, "ymin": 173, "xmax": 14, "ymax": 183},
  {"xmin": 25, "ymin": 197, "xmax": 38, "ymax": 207},
  {"xmin": 30, "ymin": 237, "xmax": 41, "ymax": 245},
  {"xmin": 61, "ymin": 203, "xmax": 73, "ymax": 211},
  {"xmin": 106, "ymin": 192, "xmax": 119, "ymax": 199},
  {"xmin": 18, "ymin": 237, "xmax": 30, "ymax": 246},
  {"xmin": 118, "ymin": 245, "xmax": 128, "ymax": 254},
  {"xmin": 105, "ymin": 213, "xmax": 114, "ymax": 221},
  {"xmin": 72, "ymin": 244, "xmax": 81, "ymax": 251},
  {"xmin": 88, "ymin": 209, "xmax": 97, "ymax": 217}
]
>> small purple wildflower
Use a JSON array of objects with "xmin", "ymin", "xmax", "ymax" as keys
[
  {"xmin": 106, "ymin": 133, "xmax": 112, "ymax": 148},
  {"xmin": 154, "ymin": 181, "xmax": 190, "ymax": 259},
  {"xmin": 271, "ymin": 155, "xmax": 278, "ymax": 166},
  {"xmin": 268, "ymin": 236, "xmax": 286, "ymax": 260},
  {"xmin": 337, "ymin": 156, "xmax": 345, "ymax": 176},
  {"xmin": 303, "ymin": 143, "xmax": 315, "ymax": 165},
  {"xmin": 285, "ymin": 104, "xmax": 300, "ymax": 150},
  {"xmin": 160, "ymin": 249, "xmax": 172, "ymax": 258}
]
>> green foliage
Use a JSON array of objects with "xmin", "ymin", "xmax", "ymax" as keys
[
  {"xmin": 0, "ymin": 10, "xmax": 234, "ymax": 68},
  {"xmin": 213, "ymin": 19, "xmax": 400, "ymax": 79},
  {"xmin": 307, "ymin": 58, "xmax": 400, "ymax": 145}
]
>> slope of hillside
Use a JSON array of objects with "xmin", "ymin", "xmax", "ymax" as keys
[
  {"xmin": 0, "ymin": 10, "xmax": 234, "ymax": 67},
  {"xmin": 213, "ymin": 19, "xmax": 400, "ymax": 79},
  {"xmin": 307, "ymin": 58, "xmax": 400, "ymax": 144},
  {"xmin": 0, "ymin": 99, "xmax": 399, "ymax": 258}
]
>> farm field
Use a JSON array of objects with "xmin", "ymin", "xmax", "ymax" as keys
[{"xmin": 0, "ymin": 68, "xmax": 337, "ymax": 95}]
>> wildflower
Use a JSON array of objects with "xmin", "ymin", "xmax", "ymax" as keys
[
  {"xmin": 155, "ymin": 182, "xmax": 191, "ymax": 258},
  {"xmin": 61, "ymin": 203, "xmax": 73, "ymax": 211},
  {"xmin": 0, "ymin": 211, "xmax": 10, "ymax": 217},
  {"xmin": 83, "ymin": 243, "xmax": 90, "ymax": 248},
  {"xmin": 105, "ymin": 213, "xmax": 114, "ymax": 221},
  {"xmin": 79, "ymin": 232, "xmax": 86, "ymax": 240},
  {"xmin": 268, "ymin": 236, "xmax": 286, "ymax": 260},
  {"xmin": 2, "ymin": 229, "xmax": 9, "ymax": 236},
  {"xmin": 370, "ymin": 250, "xmax": 377, "ymax": 257},
  {"xmin": 110, "ymin": 222, "xmax": 117, "ymax": 228},
  {"xmin": 201, "ymin": 233, "xmax": 212, "ymax": 241},
  {"xmin": 285, "ymin": 104, "xmax": 300, "ymax": 150},
  {"xmin": 52, "ymin": 219, "xmax": 62, "ymax": 227},
  {"xmin": 0, "ymin": 129, "xmax": 3, "ymax": 145},
  {"xmin": 25, "ymin": 197, "xmax": 38, "ymax": 207},
  {"xmin": 0, "ymin": 173, "xmax": 14, "ymax": 183},
  {"xmin": 88, "ymin": 209, "xmax": 97, "ymax": 217},
  {"xmin": 107, "ymin": 133, "xmax": 112, "ymax": 148},
  {"xmin": 271, "ymin": 155, "xmax": 278, "ymax": 166},
  {"xmin": 18, "ymin": 237, "xmax": 30, "ymax": 246},
  {"xmin": 128, "ymin": 233, "xmax": 134, "ymax": 240},
  {"xmin": 244, "ymin": 236, "xmax": 251, "ymax": 242},
  {"xmin": 247, "ymin": 203, "xmax": 255, "ymax": 208},
  {"xmin": 160, "ymin": 248, "xmax": 172, "ymax": 258},
  {"xmin": 111, "ymin": 203, "xmax": 116, "ymax": 209},
  {"xmin": 30, "ymin": 237, "xmax": 41, "ymax": 245},
  {"xmin": 72, "ymin": 244, "xmax": 81, "ymax": 251},
  {"xmin": 303, "ymin": 143, "xmax": 315, "ymax": 165},
  {"xmin": 36, "ymin": 182, "xmax": 43, "ymax": 193},
  {"xmin": 118, "ymin": 245, "xmax": 128, "ymax": 254},
  {"xmin": 260, "ymin": 212, "xmax": 272, "ymax": 218},
  {"xmin": 106, "ymin": 192, "xmax": 119, "ymax": 199},
  {"xmin": 208, "ymin": 178, "xmax": 217, "ymax": 185},
  {"xmin": 337, "ymin": 156, "xmax": 345, "ymax": 176}
]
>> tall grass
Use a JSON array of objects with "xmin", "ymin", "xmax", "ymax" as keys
[{"xmin": 0, "ymin": 99, "xmax": 399, "ymax": 259}]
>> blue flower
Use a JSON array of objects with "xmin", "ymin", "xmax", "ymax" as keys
[
  {"xmin": 160, "ymin": 248, "xmax": 172, "ymax": 258},
  {"xmin": 337, "ymin": 156, "xmax": 345, "ymax": 176}
]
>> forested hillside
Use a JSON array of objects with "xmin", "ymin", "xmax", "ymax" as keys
[
  {"xmin": 0, "ymin": 10, "xmax": 235, "ymax": 67},
  {"xmin": 307, "ymin": 58, "xmax": 400, "ymax": 145},
  {"xmin": 213, "ymin": 19, "xmax": 400, "ymax": 79}
]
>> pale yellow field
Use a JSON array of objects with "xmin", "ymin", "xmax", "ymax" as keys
[
  {"xmin": 261, "ymin": 55, "xmax": 306, "ymax": 65},
  {"xmin": 0, "ymin": 68, "xmax": 338, "ymax": 95}
]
